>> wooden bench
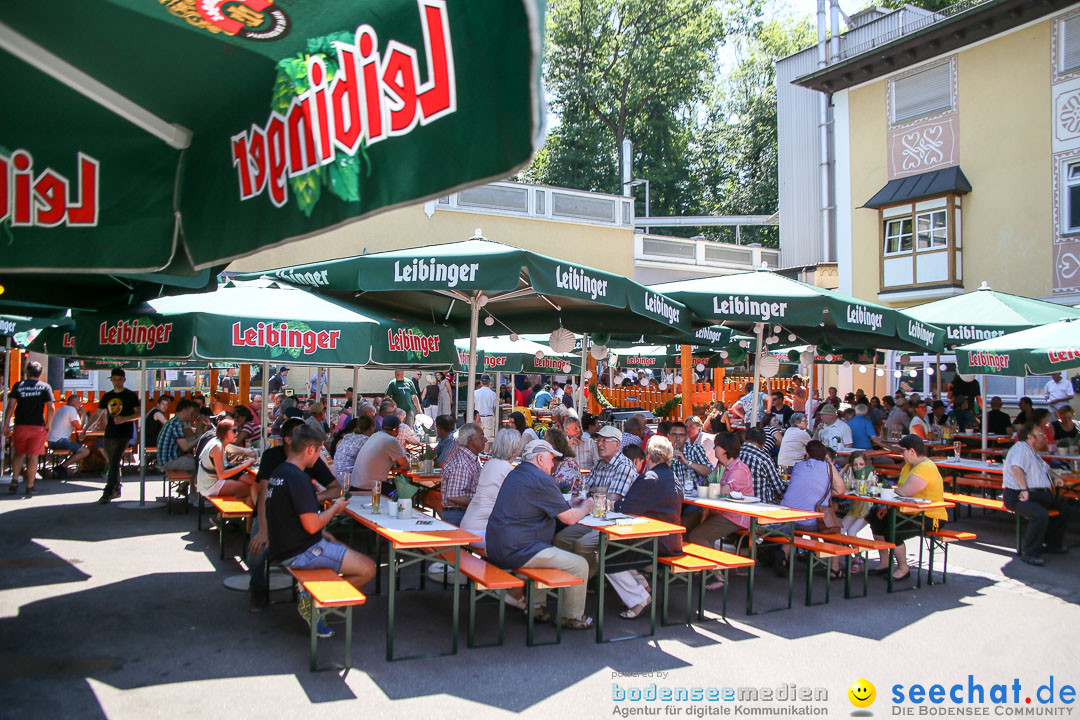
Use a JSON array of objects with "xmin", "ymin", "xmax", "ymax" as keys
[
  {"xmin": 680, "ymin": 543, "xmax": 756, "ymax": 621},
  {"xmin": 657, "ymin": 554, "xmax": 719, "ymax": 626},
  {"xmin": 198, "ymin": 495, "xmax": 254, "ymax": 561},
  {"xmin": 286, "ymin": 568, "xmax": 366, "ymax": 672},
  {"xmin": 924, "ymin": 529, "xmax": 978, "ymax": 584},
  {"xmin": 436, "ymin": 550, "xmax": 523, "ymax": 648},
  {"xmin": 942, "ymin": 492, "xmax": 1059, "ymax": 555},
  {"xmin": 515, "ymin": 567, "xmax": 583, "ymax": 647},
  {"xmin": 164, "ymin": 469, "xmax": 193, "ymax": 515},
  {"xmin": 760, "ymin": 535, "xmax": 859, "ymax": 606},
  {"xmin": 797, "ymin": 531, "xmax": 895, "ymax": 598},
  {"xmin": 952, "ymin": 474, "xmax": 1002, "ymax": 492}
]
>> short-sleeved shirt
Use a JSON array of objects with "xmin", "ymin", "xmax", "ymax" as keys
[
  {"xmin": 266, "ymin": 461, "xmax": 322, "ymax": 562},
  {"xmin": 816, "ymin": 419, "xmax": 852, "ymax": 448},
  {"xmin": 441, "ymin": 446, "xmax": 481, "ymax": 509},
  {"xmin": 157, "ymin": 416, "xmax": 191, "ymax": 465},
  {"xmin": 1003, "ymin": 441, "xmax": 1053, "ymax": 491},
  {"xmin": 99, "ymin": 388, "xmax": 139, "ymax": 439},
  {"xmin": 434, "ymin": 434, "xmax": 457, "ymax": 463},
  {"xmin": 267, "ymin": 374, "xmax": 286, "ymax": 394},
  {"xmin": 908, "ymin": 415, "xmax": 931, "ymax": 439},
  {"xmin": 351, "ymin": 431, "xmax": 405, "ymax": 486},
  {"xmin": 988, "ymin": 409, "xmax": 1013, "ymax": 436},
  {"xmin": 11, "ymin": 379, "xmax": 53, "ymax": 426},
  {"xmin": 242, "ymin": 420, "xmax": 262, "ymax": 447},
  {"xmin": 777, "ymin": 427, "xmax": 811, "ymax": 467},
  {"xmin": 485, "ymin": 461, "xmax": 571, "ymax": 570},
  {"xmin": 257, "ymin": 445, "xmax": 335, "ymax": 488},
  {"xmin": 672, "ymin": 441, "xmax": 710, "ymax": 494},
  {"xmin": 474, "ymin": 386, "xmax": 498, "ymax": 416},
  {"xmin": 144, "ymin": 410, "xmax": 166, "ymax": 449},
  {"xmin": 385, "ymin": 379, "xmax": 417, "ymax": 413},
  {"xmin": 48, "ymin": 404, "xmax": 81, "ymax": 442},
  {"xmin": 532, "ymin": 391, "xmax": 552, "ymax": 409},
  {"xmin": 848, "ymin": 415, "xmax": 877, "ymax": 450},
  {"xmin": 588, "ymin": 451, "xmax": 638, "ymax": 497}
]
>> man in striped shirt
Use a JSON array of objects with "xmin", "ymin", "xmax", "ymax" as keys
[{"xmin": 440, "ymin": 423, "xmax": 484, "ymax": 527}]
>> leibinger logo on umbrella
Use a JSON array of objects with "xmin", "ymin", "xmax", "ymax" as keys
[
  {"xmin": 555, "ymin": 265, "xmax": 608, "ymax": 300},
  {"xmin": 232, "ymin": 321, "xmax": 340, "ymax": 355},
  {"xmin": 0, "ymin": 320, "xmax": 15, "ymax": 336},
  {"xmin": 908, "ymin": 320, "xmax": 937, "ymax": 347},
  {"xmin": 273, "ymin": 268, "xmax": 330, "ymax": 287},
  {"xmin": 845, "ymin": 304, "xmax": 883, "ymax": 331},
  {"xmin": 534, "ymin": 356, "xmax": 573, "ymax": 372},
  {"xmin": 695, "ymin": 326, "xmax": 727, "ymax": 345},
  {"xmin": 947, "ymin": 325, "xmax": 1005, "ymax": 341},
  {"xmin": 99, "ymin": 321, "xmax": 174, "ymax": 350},
  {"xmin": 966, "ymin": 351, "xmax": 1010, "ymax": 371},
  {"xmin": 644, "ymin": 292, "xmax": 681, "ymax": 325},
  {"xmin": 161, "ymin": 0, "xmax": 290, "ymax": 42},
  {"xmin": 625, "ymin": 357, "xmax": 658, "ymax": 366},
  {"xmin": 712, "ymin": 295, "xmax": 789, "ymax": 321},
  {"xmin": 456, "ymin": 351, "xmax": 508, "ymax": 369},
  {"xmin": 394, "ymin": 258, "xmax": 479, "ymax": 288},
  {"xmin": 230, "ymin": 0, "xmax": 457, "ymax": 208},
  {"xmin": 1048, "ymin": 348, "xmax": 1080, "ymax": 364},
  {"xmin": 387, "ymin": 328, "xmax": 441, "ymax": 357},
  {"xmin": 62, "ymin": 333, "xmax": 75, "ymax": 348},
  {"xmin": 0, "ymin": 150, "xmax": 99, "ymax": 228}
]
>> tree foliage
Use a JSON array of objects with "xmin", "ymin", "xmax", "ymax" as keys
[{"xmin": 878, "ymin": 0, "xmax": 958, "ymax": 12}]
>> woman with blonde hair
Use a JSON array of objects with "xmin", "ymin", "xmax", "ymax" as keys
[{"xmin": 459, "ymin": 429, "xmax": 524, "ymax": 548}]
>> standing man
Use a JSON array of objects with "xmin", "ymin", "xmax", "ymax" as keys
[
  {"xmin": 473, "ymin": 375, "xmax": 498, "ymax": 444},
  {"xmin": 6, "ymin": 361, "xmax": 54, "ymax": 495},
  {"xmin": 1045, "ymin": 371, "xmax": 1075, "ymax": 412},
  {"xmin": 88, "ymin": 367, "xmax": 140, "ymax": 504},
  {"xmin": 307, "ymin": 369, "xmax": 328, "ymax": 399},
  {"xmin": 48, "ymin": 394, "xmax": 90, "ymax": 478},
  {"xmin": 218, "ymin": 369, "xmax": 237, "ymax": 394},
  {"xmin": 385, "ymin": 369, "xmax": 421, "ymax": 428},
  {"xmin": 267, "ymin": 366, "xmax": 289, "ymax": 395}
]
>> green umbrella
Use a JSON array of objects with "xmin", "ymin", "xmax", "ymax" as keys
[
  {"xmin": 955, "ymin": 319, "xmax": 1080, "ymax": 376},
  {"xmin": 905, "ymin": 282, "xmax": 1080, "ymax": 349},
  {"xmin": 1, "ymin": 0, "xmax": 544, "ymax": 274},
  {"xmin": 652, "ymin": 269, "xmax": 946, "ymax": 425},
  {"xmin": 236, "ymin": 237, "xmax": 692, "ymax": 419},
  {"xmin": 454, "ymin": 336, "xmax": 580, "ymax": 375}
]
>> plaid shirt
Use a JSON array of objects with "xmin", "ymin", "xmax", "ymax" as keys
[
  {"xmin": 441, "ymin": 446, "xmax": 481, "ymax": 509},
  {"xmin": 588, "ymin": 452, "xmax": 638, "ymax": 497},
  {"xmin": 672, "ymin": 441, "xmax": 711, "ymax": 495},
  {"xmin": 738, "ymin": 442, "xmax": 787, "ymax": 505},
  {"xmin": 157, "ymin": 417, "xmax": 190, "ymax": 466}
]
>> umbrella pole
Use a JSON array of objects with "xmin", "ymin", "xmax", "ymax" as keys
[
  {"xmin": 981, "ymin": 375, "xmax": 988, "ymax": 452},
  {"xmin": 139, "ymin": 360, "xmax": 147, "ymax": 505},
  {"xmin": 578, "ymin": 334, "xmax": 589, "ymax": 413},
  {"xmin": 496, "ymin": 371, "xmax": 502, "ymax": 433},
  {"xmin": 465, "ymin": 295, "xmax": 480, "ymax": 425},
  {"xmin": 0, "ymin": 338, "xmax": 8, "ymax": 480},
  {"xmin": 750, "ymin": 323, "xmax": 764, "ymax": 427},
  {"xmin": 352, "ymin": 366, "xmax": 360, "ymax": 417},
  {"xmin": 807, "ymin": 355, "xmax": 816, "ymax": 433},
  {"xmin": 261, "ymin": 362, "xmax": 270, "ymax": 452}
]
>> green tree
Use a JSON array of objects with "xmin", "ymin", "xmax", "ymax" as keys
[
  {"xmin": 689, "ymin": 17, "xmax": 814, "ymax": 247},
  {"xmin": 523, "ymin": 0, "xmax": 725, "ymax": 217},
  {"xmin": 878, "ymin": 0, "xmax": 957, "ymax": 11}
]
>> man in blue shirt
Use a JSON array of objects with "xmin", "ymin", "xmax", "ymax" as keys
[
  {"xmin": 532, "ymin": 385, "xmax": 553, "ymax": 409},
  {"xmin": 485, "ymin": 439, "xmax": 596, "ymax": 629},
  {"xmin": 848, "ymin": 403, "xmax": 882, "ymax": 451}
]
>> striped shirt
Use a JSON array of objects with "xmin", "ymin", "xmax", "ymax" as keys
[
  {"xmin": 441, "ymin": 446, "xmax": 481, "ymax": 509},
  {"xmin": 589, "ymin": 452, "xmax": 638, "ymax": 497},
  {"xmin": 1003, "ymin": 441, "xmax": 1053, "ymax": 491}
]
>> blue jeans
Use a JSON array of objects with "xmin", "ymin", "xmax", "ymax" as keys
[
  {"xmin": 441, "ymin": 508, "xmax": 465, "ymax": 527},
  {"xmin": 249, "ymin": 517, "xmax": 269, "ymax": 592}
]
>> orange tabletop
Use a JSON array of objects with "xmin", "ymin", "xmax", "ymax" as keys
[
  {"xmin": 834, "ymin": 447, "xmax": 893, "ymax": 458},
  {"xmin": 345, "ymin": 507, "xmax": 479, "ymax": 549},
  {"xmin": 956, "ymin": 433, "xmax": 1012, "ymax": 443},
  {"xmin": 596, "ymin": 517, "xmax": 686, "ymax": 540},
  {"xmin": 835, "ymin": 492, "xmax": 953, "ymax": 513},
  {"xmin": 683, "ymin": 497, "xmax": 823, "ymax": 525},
  {"xmin": 932, "ymin": 458, "xmax": 1004, "ymax": 474}
]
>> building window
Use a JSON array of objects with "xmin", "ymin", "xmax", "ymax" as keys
[
  {"xmin": 885, "ymin": 217, "xmax": 913, "ymax": 254},
  {"xmin": 892, "ymin": 63, "xmax": 952, "ymax": 124},
  {"xmin": 916, "ymin": 210, "xmax": 947, "ymax": 250},
  {"xmin": 1063, "ymin": 15, "xmax": 1080, "ymax": 73},
  {"xmin": 1066, "ymin": 162, "xmax": 1080, "ymax": 233}
]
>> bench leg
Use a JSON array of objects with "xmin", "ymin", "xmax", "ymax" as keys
[
  {"xmin": 525, "ymin": 580, "xmax": 535, "ymax": 647},
  {"xmin": 927, "ymin": 538, "xmax": 936, "ymax": 586},
  {"xmin": 661, "ymin": 566, "xmax": 672, "ymax": 627},
  {"xmin": 497, "ymin": 589, "xmax": 506, "ymax": 647},
  {"xmin": 467, "ymin": 580, "xmax": 477, "ymax": 649},
  {"xmin": 684, "ymin": 570, "xmax": 693, "ymax": 626},
  {"xmin": 720, "ymin": 571, "xmax": 728, "ymax": 621},
  {"xmin": 554, "ymin": 587, "xmax": 563, "ymax": 646},
  {"xmin": 941, "ymin": 541, "xmax": 949, "ymax": 584},
  {"xmin": 345, "ymin": 606, "xmax": 353, "ymax": 671},
  {"xmin": 309, "ymin": 604, "xmax": 318, "ymax": 673}
]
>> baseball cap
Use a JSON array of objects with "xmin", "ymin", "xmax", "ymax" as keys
[
  {"xmin": 481, "ymin": 374, "xmax": 491, "ymax": 383},
  {"xmin": 596, "ymin": 425, "xmax": 622, "ymax": 442},
  {"xmin": 110, "ymin": 367, "xmax": 126, "ymax": 378},
  {"xmin": 382, "ymin": 415, "xmax": 402, "ymax": 431},
  {"xmin": 278, "ymin": 365, "xmax": 289, "ymax": 373},
  {"xmin": 522, "ymin": 439, "xmax": 563, "ymax": 460}
]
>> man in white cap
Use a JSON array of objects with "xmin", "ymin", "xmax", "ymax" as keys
[
  {"xmin": 553, "ymin": 424, "xmax": 637, "ymax": 578},
  {"xmin": 485, "ymin": 439, "xmax": 596, "ymax": 630}
]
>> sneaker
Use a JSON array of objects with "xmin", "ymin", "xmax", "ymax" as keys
[
  {"xmin": 1020, "ymin": 554, "xmax": 1046, "ymax": 567},
  {"xmin": 248, "ymin": 592, "xmax": 268, "ymax": 614},
  {"xmin": 7, "ymin": 481, "xmax": 17, "ymax": 494},
  {"xmin": 97, "ymin": 494, "xmax": 111, "ymax": 504},
  {"xmin": 314, "ymin": 618, "xmax": 334, "ymax": 639},
  {"xmin": 109, "ymin": 485, "xmax": 122, "ymax": 500}
]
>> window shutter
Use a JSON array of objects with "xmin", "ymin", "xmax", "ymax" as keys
[
  {"xmin": 1064, "ymin": 16, "xmax": 1080, "ymax": 73},
  {"xmin": 892, "ymin": 63, "xmax": 951, "ymax": 123}
]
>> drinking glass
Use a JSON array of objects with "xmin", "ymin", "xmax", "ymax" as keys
[
  {"xmin": 371, "ymin": 485, "xmax": 381, "ymax": 513},
  {"xmin": 953, "ymin": 441, "xmax": 963, "ymax": 458}
]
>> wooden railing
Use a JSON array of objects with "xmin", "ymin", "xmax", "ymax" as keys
[{"xmin": 597, "ymin": 377, "xmax": 797, "ymax": 415}]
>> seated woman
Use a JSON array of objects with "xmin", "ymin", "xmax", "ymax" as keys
[
  {"xmin": 332, "ymin": 415, "xmax": 375, "ymax": 483},
  {"xmin": 686, "ymin": 432, "xmax": 752, "ymax": 591},
  {"xmin": 776, "ymin": 412, "xmax": 811, "ymax": 470},
  {"xmin": 393, "ymin": 408, "xmax": 421, "ymax": 449},
  {"xmin": 840, "ymin": 450, "xmax": 874, "ymax": 536},
  {"xmin": 196, "ymin": 418, "xmax": 257, "ymax": 503},
  {"xmin": 778, "ymin": 440, "xmax": 846, "ymax": 578},
  {"xmin": 459, "ymin": 429, "xmax": 524, "ymax": 548},
  {"xmin": 607, "ymin": 435, "xmax": 684, "ymax": 619},
  {"xmin": 510, "ymin": 411, "xmax": 540, "ymax": 443},
  {"xmin": 867, "ymin": 434, "xmax": 947, "ymax": 581},
  {"xmin": 546, "ymin": 427, "xmax": 582, "ymax": 494}
]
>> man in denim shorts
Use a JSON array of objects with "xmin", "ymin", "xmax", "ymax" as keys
[{"xmin": 266, "ymin": 425, "xmax": 375, "ymax": 637}]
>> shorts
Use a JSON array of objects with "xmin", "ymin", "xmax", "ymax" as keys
[
  {"xmin": 206, "ymin": 479, "xmax": 228, "ymax": 497},
  {"xmin": 13, "ymin": 425, "xmax": 48, "ymax": 455},
  {"xmin": 284, "ymin": 537, "xmax": 347, "ymax": 573},
  {"xmin": 48, "ymin": 437, "xmax": 85, "ymax": 454}
]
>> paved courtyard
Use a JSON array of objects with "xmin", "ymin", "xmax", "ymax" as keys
[{"xmin": 2, "ymin": 474, "xmax": 1078, "ymax": 720}]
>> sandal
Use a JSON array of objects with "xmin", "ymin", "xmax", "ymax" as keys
[
  {"xmin": 829, "ymin": 568, "xmax": 845, "ymax": 580},
  {"xmin": 561, "ymin": 615, "xmax": 594, "ymax": 630},
  {"xmin": 772, "ymin": 558, "xmax": 790, "ymax": 577},
  {"xmin": 532, "ymin": 606, "xmax": 553, "ymax": 623},
  {"xmin": 620, "ymin": 598, "xmax": 651, "ymax": 619},
  {"xmin": 705, "ymin": 571, "xmax": 725, "ymax": 591},
  {"xmin": 502, "ymin": 593, "xmax": 527, "ymax": 611}
]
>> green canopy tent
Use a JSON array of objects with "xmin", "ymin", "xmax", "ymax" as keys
[
  {"xmin": 955, "ymin": 318, "xmax": 1080, "ymax": 376},
  {"xmin": 236, "ymin": 237, "xmax": 692, "ymax": 420},
  {"xmin": 652, "ymin": 269, "xmax": 947, "ymax": 425},
  {"xmin": 34, "ymin": 279, "xmax": 457, "ymax": 504},
  {"xmin": 454, "ymin": 336, "xmax": 581, "ymax": 375},
  {"xmin": 0, "ymin": 0, "xmax": 545, "ymax": 277},
  {"xmin": 907, "ymin": 282, "xmax": 1080, "ymax": 448}
]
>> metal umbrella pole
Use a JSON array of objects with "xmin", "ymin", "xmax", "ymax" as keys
[
  {"xmin": 0, "ymin": 338, "xmax": 9, "ymax": 480},
  {"xmin": 465, "ymin": 294, "xmax": 480, "ymax": 424},
  {"xmin": 981, "ymin": 375, "xmax": 988, "ymax": 451},
  {"xmin": 262, "ymin": 361, "xmax": 270, "ymax": 451},
  {"xmin": 749, "ymin": 323, "xmax": 764, "ymax": 427},
  {"xmin": 118, "ymin": 360, "xmax": 162, "ymax": 509},
  {"xmin": 578, "ymin": 334, "xmax": 590, "ymax": 412},
  {"xmin": 806, "ymin": 354, "xmax": 816, "ymax": 433}
]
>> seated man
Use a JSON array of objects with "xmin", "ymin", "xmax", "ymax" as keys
[
  {"xmin": 47, "ymin": 394, "xmax": 90, "ymax": 477},
  {"xmin": 248, "ymin": 418, "xmax": 341, "ymax": 612},
  {"xmin": 156, "ymin": 399, "xmax": 200, "ymax": 474},
  {"xmin": 265, "ymin": 424, "xmax": 375, "ymax": 636},
  {"xmin": 432, "ymin": 414, "xmax": 458, "ymax": 467},
  {"xmin": 350, "ymin": 414, "xmax": 409, "ymax": 490},
  {"xmin": 485, "ymin": 439, "xmax": 595, "ymax": 629},
  {"xmin": 439, "ymin": 423, "xmax": 485, "ymax": 526},
  {"xmin": 1003, "ymin": 423, "xmax": 1070, "ymax": 566}
]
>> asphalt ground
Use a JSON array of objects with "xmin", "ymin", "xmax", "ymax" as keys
[{"xmin": 2, "ymin": 472, "xmax": 1078, "ymax": 720}]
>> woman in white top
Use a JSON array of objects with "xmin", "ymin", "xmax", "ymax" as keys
[
  {"xmin": 437, "ymin": 371, "xmax": 453, "ymax": 416},
  {"xmin": 459, "ymin": 429, "xmax": 524, "ymax": 548},
  {"xmin": 196, "ymin": 418, "xmax": 256, "ymax": 501},
  {"xmin": 776, "ymin": 412, "xmax": 812, "ymax": 468},
  {"xmin": 908, "ymin": 399, "xmax": 931, "ymax": 441}
]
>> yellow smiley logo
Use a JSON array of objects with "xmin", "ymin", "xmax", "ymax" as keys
[{"xmin": 848, "ymin": 679, "xmax": 876, "ymax": 708}]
